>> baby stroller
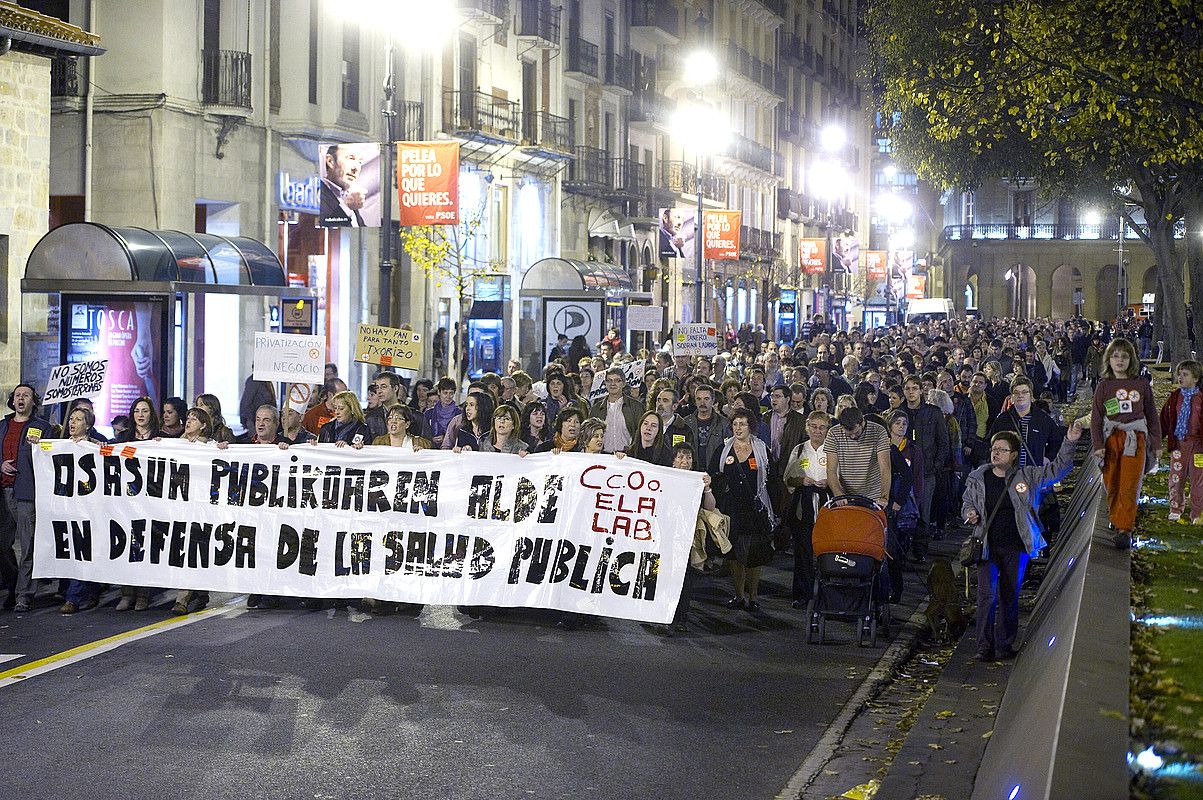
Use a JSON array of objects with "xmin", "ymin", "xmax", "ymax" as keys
[{"xmin": 808, "ymin": 496, "xmax": 891, "ymax": 647}]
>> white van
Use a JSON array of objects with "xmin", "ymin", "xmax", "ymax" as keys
[{"xmin": 904, "ymin": 297, "xmax": 956, "ymax": 324}]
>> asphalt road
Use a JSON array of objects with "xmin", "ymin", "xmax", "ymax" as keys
[{"xmin": 0, "ymin": 558, "xmax": 930, "ymax": 800}]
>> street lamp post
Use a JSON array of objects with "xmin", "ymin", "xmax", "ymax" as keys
[
  {"xmin": 672, "ymin": 98, "xmax": 728, "ymax": 326},
  {"xmin": 356, "ymin": 0, "xmax": 457, "ymax": 328},
  {"xmin": 811, "ymin": 124, "xmax": 846, "ymax": 327},
  {"xmin": 680, "ymin": 50, "xmax": 720, "ymax": 324}
]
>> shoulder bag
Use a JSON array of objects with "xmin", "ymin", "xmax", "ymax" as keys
[{"xmin": 959, "ymin": 476, "xmax": 1010, "ymax": 567}]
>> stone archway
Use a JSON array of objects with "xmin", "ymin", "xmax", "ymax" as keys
[
  {"xmin": 965, "ymin": 264, "xmax": 982, "ymax": 314},
  {"xmin": 1009, "ymin": 264, "xmax": 1038, "ymax": 318},
  {"xmin": 1051, "ymin": 264, "xmax": 1083, "ymax": 319}
]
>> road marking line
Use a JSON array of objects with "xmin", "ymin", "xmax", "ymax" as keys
[
  {"xmin": 0, "ymin": 597, "xmax": 245, "ymax": 689},
  {"xmin": 0, "ymin": 654, "xmax": 24, "ymax": 665}
]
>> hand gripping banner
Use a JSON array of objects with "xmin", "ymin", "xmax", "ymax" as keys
[{"xmin": 32, "ymin": 442, "xmax": 703, "ymax": 624}]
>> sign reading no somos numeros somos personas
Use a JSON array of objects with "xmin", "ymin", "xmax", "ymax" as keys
[
  {"xmin": 252, "ymin": 332, "xmax": 327, "ymax": 383},
  {"xmin": 354, "ymin": 324, "xmax": 422, "ymax": 370},
  {"xmin": 43, "ymin": 359, "xmax": 109, "ymax": 405}
]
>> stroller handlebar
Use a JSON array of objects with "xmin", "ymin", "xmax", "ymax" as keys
[{"xmin": 825, "ymin": 495, "xmax": 884, "ymax": 512}]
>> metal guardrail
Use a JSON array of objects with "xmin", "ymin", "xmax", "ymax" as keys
[
  {"xmin": 971, "ymin": 455, "xmax": 1130, "ymax": 799},
  {"xmin": 522, "ymin": 110, "xmax": 571, "ymax": 151},
  {"xmin": 51, "ymin": 56, "xmax": 81, "ymax": 97},
  {"xmin": 630, "ymin": 0, "xmax": 679, "ymax": 37},
  {"xmin": 442, "ymin": 90, "xmax": 521, "ymax": 139},
  {"xmin": 516, "ymin": 0, "xmax": 561, "ymax": 44},
  {"xmin": 566, "ymin": 37, "xmax": 599, "ymax": 78}
]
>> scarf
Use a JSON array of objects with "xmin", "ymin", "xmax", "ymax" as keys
[
  {"xmin": 553, "ymin": 434, "xmax": 578, "ymax": 451},
  {"xmin": 1176, "ymin": 387, "xmax": 1199, "ymax": 441}
]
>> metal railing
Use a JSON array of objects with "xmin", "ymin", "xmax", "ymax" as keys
[
  {"xmin": 604, "ymin": 52, "xmax": 632, "ymax": 90},
  {"xmin": 50, "ymin": 56, "xmax": 81, "ymax": 97},
  {"xmin": 565, "ymin": 145, "xmax": 611, "ymax": 189},
  {"xmin": 630, "ymin": 0, "xmax": 679, "ymax": 38},
  {"xmin": 442, "ymin": 90, "xmax": 521, "ymax": 139},
  {"xmin": 724, "ymin": 41, "xmax": 780, "ymax": 95},
  {"xmin": 630, "ymin": 91, "xmax": 671, "ymax": 126},
  {"xmin": 517, "ymin": 0, "xmax": 562, "ymax": 44},
  {"xmin": 610, "ymin": 158, "xmax": 647, "ymax": 194},
  {"xmin": 940, "ymin": 222, "xmax": 1145, "ymax": 241},
  {"xmin": 726, "ymin": 133, "xmax": 775, "ymax": 173},
  {"xmin": 522, "ymin": 110, "xmax": 571, "ymax": 151},
  {"xmin": 662, "ymin": 160, "xmax": 728, "ymax": 203},
  {"xmin": 201, "ymin": 49, "xmax": 252, "ymax": 108},
  {"xmin": 457, "ymin": 0, "xmax": 509, "ymax": 18},
  {"xmin": 566, "ymin": 37, "xmax": 599, "ymax": 78},
  {"xmin": 396, "ymin": 100, "xmax": 425, "ymax": 140}
]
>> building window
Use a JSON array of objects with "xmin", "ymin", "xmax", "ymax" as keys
[
  {"xmin": 308, "ymin": 0, "xmax": 319, "ymax": 104},
  {"xmin": 341, "ymin": 21, "xmax": 360, "ymax": 111}
]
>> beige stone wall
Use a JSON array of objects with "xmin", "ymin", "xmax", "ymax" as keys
[{"xmin": 0, "ymin": 51, "xmax": 51, "ymax": 389}]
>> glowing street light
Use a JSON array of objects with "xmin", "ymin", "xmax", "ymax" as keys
[
  {"xmin": 673, "ymin": 102, "xmax": 729, "ymax": 324},
  {"xmin": 820, "ymin": 123, "xmax": 847, "ymax": 153},
  {"xmin": 683, "ymin": 50, "xmax": 720, "ymax": 87}
]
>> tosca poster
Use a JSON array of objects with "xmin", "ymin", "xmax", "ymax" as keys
[
  {"xmin": 702, "ymin": 210, "xmax": 741, "ymax": 260},
  {"xmin": 32, "ymin": 443, "xmax": 702, "ymax": 624},
  {"xmin": 396, "ymin": 141, "xmax": 460, "ymax": 226},
  {"xmin": 800, "ymin": 238, "xmax": 827, "ymax": 275}
]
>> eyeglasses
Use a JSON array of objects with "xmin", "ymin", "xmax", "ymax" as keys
[{"xmin": 990, "ymin": 446, "xmax": 1015, "ymax": 454}]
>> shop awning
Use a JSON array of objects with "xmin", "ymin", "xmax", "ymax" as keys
[
  {"xmin": 468, "ymin": 300, "xmax": 504, "ymax": 320},
  {"xmin": 25, "ymin": 222, "xmax": 286, "ymax": 286},
  {"xmin": 521, "ymin": 257, "xmax": 633, "ymax": 292},
  {"xmin": 587, "ymin": 208, "xmax": 636, "ymax": 242}
]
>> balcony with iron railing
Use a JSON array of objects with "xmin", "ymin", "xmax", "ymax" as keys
[
  {"xmin": 201, "ymin": 49, "xmax": 252, "ymax": 109},
  {"xmin": 777, "ymin": 188, "xmax": 813, "ymax": 221},
  {"xmin": 603, "ymin": 52, "xmax": 633, "ymax": 92},
  {"xmin": 725, "ymin": 133, "xmax": 775, "ymax": 174},
  {"xmin": 565, "ymin": 146, "xmax": 612, "ymax": 192},
  {"xmin": 630, "ymin": 0, "xmax": 679, "ymax": 40},
  {"xmin": 630, "ymin": 90, "xmax": 671, "ymax": 128},
  {"xmin": 662, "ymin": 160, "xmax": 728, "ymax": 203},
  {"xmin": 517, "ymin": 0, "xmax": 562, "ymax": 46},
  {"xmin": 610, "ymin": 158, "xmax": 648, "ymax": 196},
  {"xmin": 781, "ymin": 34, "xmax": 803, "ymax": 65},
  {"xmin": 755, "ymin": 0, "xmax": 787, "ymax": 17},
  {"xmin": 566, "ymin": 37, "xmax": 600, "ymax": 79},
  {"xmin": 442, "ymin": 90, "xmax": 522, "ymax": 141},
  {"xmin": 50, "ymin": 56, "xmax": 82, "ymax": 97},
  {"xmin": 939, "ymin": 222, "xmax": 1160, "ymax": 242},
  {"xmin": 723, "ymin": 41, "xmax": 782, "ymax": 96},
  {"xmin": 522, "ymin": 110, "xmax": 572, "ymax": 152},
  {"xmin": 457, "ymin": 0, "xmax": 509, "ymax": 21},
  {"xmin": 395, "ymin": 100, "xmax": 425, "ymax": 141},
  {"xmin": 740, "ymin": 225, "xmax": 779, "ymax": 257}
]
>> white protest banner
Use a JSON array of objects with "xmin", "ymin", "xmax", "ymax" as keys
[
  {"xmin": 42, "ymin": 359, "xmax": 109, "ymax": 405},
  {"xmin": 672, "ymin": 323, "xmax": 718, "ymax": 357},
  {"xmin": 32, "ymin": 442, "xmax": 701, "ymax": 624},
  {"xmin": 354, "ymin": 324, "xmax": 423, "ymax": 370},
  {"xmin": 253, "ymin": 332, "xmax": 326, "ymax": 384},
  {"xmin": 587, "ymin": 361, "xmax": 647, "ymax": 403},
  {"xmin": 626, "ymin": 305, "xmax": 665, "ymax": 332}
]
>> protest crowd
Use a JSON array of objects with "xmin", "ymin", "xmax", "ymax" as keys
[{"xmin": 0, "ymin": 309, "xmax": 1168, "ymax": 654}]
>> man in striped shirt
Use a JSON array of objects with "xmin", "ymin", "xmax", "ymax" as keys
[{"xmin": 824, "ymin": 407, "xmax": 892, "ymax": 507}]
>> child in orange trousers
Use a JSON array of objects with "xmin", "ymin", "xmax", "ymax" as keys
[{"xmin": 1091, "ymin": 338, "xmax": 1161, "ymax": 547}]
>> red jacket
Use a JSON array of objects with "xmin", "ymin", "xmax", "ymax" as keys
[{"xmin": 1159, "ymin": 388, "xmax": 1203, "ymax": 451}]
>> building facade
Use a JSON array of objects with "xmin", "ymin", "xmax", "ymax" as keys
[{"xmin": 32, "ymin": 0, "xmax": 876, "ymax": 395}]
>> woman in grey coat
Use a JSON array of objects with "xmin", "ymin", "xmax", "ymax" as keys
[{"xmin": 962, "ymin": 421, "xmax": 1082, "ymax": 661}]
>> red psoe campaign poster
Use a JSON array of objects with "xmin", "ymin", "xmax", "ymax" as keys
[
  {"xmin": 396, "ymin": 141, "xmax": 460, "ymax": 226},
  {"xmin": 865, "ymin": 250, "xmax": 887, "ymax": 279},
  {"xmin": 800, "ymin": 238, "xmax": 827, "ymax": 275},
  {"xmin": 907, "ymin": 274, "xmax": 927, "ymax": 299},
  {"xmin": 703, "ymin": 210, "xmax": 741, "ymax": 260}
]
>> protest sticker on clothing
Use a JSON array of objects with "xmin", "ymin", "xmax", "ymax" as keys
[
  {"xmin": 252, "ymin": 332, "xmax": 327, "ymax": 383},
  {"xmin": 672, "ymin": 323, "xmax": 718, "ymax": 357},
  {"xmin": 42, "ymin": 359, "xmax": 108, "ymax": 405},
  {"xmin": 354, "ymin": 324, "xmax": 422, "ymax": 370},
  {"xmin": 32, "ymin": 443, "xmax": 702, "ymax": 624}
]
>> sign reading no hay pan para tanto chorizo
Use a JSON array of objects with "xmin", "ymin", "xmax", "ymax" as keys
[
  {"xmin": 672, "ymin": 323, "xmax": 719, "ymax": 357},
  {"xmin": 43, "ymin": 358, "xmax": 109, "ymax": 405},
  {"xmin": 354, "ymin": 324, "xmax": 423, "ymax": 370},
  {"xmin": 30, "ymin": 442, "xmax": 702, "ymax": 624},
  {"xmin": 252, "ymin": 332, "xmax": 327, "ymax": 383},
  {"xmin": 395, "ymin": 141, "xmax": 460, "ymax": 226}
]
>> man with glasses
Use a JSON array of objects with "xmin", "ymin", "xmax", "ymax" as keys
[
  {"xmin": 989, "ymin": 376, "xmax": 1062, "ymax": 468},
  {"xmin": 365, "ymin": 372, "xmax": 402, "ymax": 440}
]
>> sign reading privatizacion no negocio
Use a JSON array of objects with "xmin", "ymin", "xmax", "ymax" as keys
[
  {"xmin": 252, "ymin": 332, "xmax": 326, "ymax": 384},
  {"xmin": 43, "ymin": 359, "xmax": 109, "ymax": 405},
  {"xmin": 31, "ymin": 443, "xmax": 702, "ymax": 624},
  {"xmin": 396, "ymin": 141, "xmax": 460, "ymax": 226},
  {"xmin": 672, "ymin": 323, "xmax": 718, "ymax": 357},
  {"xmin": 354, "ymin": 324, "xmax": 422, "ymax": 371}
]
